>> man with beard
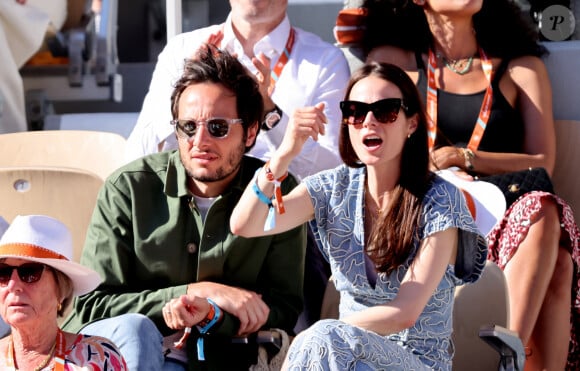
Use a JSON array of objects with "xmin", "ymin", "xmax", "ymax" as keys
[
  {"xmin": 62, "ymin": 46, "xmax": 306, "ymax": 371},
  {"xmin": 128, "ymin": 0, "xmax": 350, "ymax": 334}
]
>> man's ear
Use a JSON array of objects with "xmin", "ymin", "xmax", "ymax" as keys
[{"xmin": 246, "ymin": 122, "xmax": 260, "ymax": 147}]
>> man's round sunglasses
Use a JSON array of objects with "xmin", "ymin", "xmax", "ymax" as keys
[
  {"xmin": 340, "ymin": 98, "xmax": 409, "ymax": 125},
  {"xmin": 171, "ymin": 118, "xmax": 243, "ymax": 139},
  {"xmin": 0, "ymin": 263, "xmax": 47, "ymax": 286}
]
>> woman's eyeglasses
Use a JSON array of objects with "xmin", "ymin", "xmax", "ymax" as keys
[
  {"xmin": 171, "ymin": 118, "xmax": 243, "ymax": 139},
  {"xmin": 0, "ymin": 263, "xmax": 47, "ymax": 285},
  {"xmin": 340, "ymin": 98, "xmax": 408, "ymax": 125}
]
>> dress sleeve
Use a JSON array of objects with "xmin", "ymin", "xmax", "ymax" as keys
[{"xmin": 422, "ymin": 178, "xmax": 488, "ymax": 284}]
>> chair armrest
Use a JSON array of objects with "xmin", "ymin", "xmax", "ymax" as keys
[
  {"xmin": 479, "ymin": 324, "xmax": 525, "ymax": 371},
  {"xmin": 231, "ymin": 330, "xmax": 282, "ymax": 350}
]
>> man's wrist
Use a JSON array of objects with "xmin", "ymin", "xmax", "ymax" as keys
[
  {"xmin": 262, "ymin": 105, "xmax": 283, "ymax": 131},
  {"xmin": 197, "ymin": 298, "xmax": 223, "ymax": 331}
]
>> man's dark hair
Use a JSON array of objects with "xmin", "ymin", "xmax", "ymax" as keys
[{"xmin": 170, "ymin": 45, "xmax": 264, "ymax": 151}]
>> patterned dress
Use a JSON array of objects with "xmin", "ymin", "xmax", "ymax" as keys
[
  {"xmin": 487, "ymin": 191, "xmax": 580, "ymax": 370},
  {"xmin": 285, "ymin": 165, "xmax": 488, "ymax": 370},
  {"xmin": 55, "ymin": 334, "xmax": 127, "ymax": 370}
]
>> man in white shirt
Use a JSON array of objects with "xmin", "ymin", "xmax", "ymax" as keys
[{"xmin": 126, "ymin": 0, "xmax": 350, "ymax": 180}]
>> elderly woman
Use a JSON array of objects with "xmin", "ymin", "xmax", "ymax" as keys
[{"xmin": 0, "ymin": 214, "xmax": 127, "ymax": 370}]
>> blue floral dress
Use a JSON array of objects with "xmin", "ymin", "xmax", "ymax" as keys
[{"xmin": 285, "ymin": 165, "xmax": 488, "ymax": 370}]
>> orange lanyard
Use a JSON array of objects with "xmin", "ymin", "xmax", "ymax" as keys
[
  {"xmin": 6, "ymin": 329, "xmax": 68, "ymax": 371},
  {"xmin": 220, "ymin": 25, "xmax": 296, "ymax": 94},
  {"xmin": 268, "ymin": 27, "xmax": 295, "ymax": 93},
  {"xmin": 426, "ymin": 48, "xmax": 494, "ymax": 151}
]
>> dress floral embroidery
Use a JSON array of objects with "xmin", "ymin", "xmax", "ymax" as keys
[{"xmin": 284, "ymin": 166, "xmax": 488, "ymax": 371}]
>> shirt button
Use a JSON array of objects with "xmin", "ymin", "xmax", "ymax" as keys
[{"xmin": 186, "ymin": 243, "xmax": 197, "ymax": 254}]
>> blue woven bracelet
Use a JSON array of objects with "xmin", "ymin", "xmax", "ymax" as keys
[
  {"xmin": 196, "ymin": 298, "xmax": 221, "ymax": 361},
  {"xmin": 251, "ymin": 168, "xmax": 277, "ymax": 231}
]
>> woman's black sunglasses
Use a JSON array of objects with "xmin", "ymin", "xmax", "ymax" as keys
[
  {"xmin": 340, "ymin": 98, "xmax": 408, "ymax": 125},
  {"xmin": 0, "ymin": 263, "xmax": 47, "ymax": 285},
  {"xmin": 171, "ymin": 117, "xmax": 243, "ymax": 139}
]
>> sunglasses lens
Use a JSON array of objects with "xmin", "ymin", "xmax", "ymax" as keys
[
  {"xmin": 0, "ymin": 266, "xmax": 12, "ymax": 285},
  {"xmin": 0, "ymin": 263, "xmax": 45, "ymax": 285},
  {"xmin": 340, "ymin": 99, "xmax": 404, "ymax": 125},
  {"xmin": 340, "ymin": 101, "xmax": 367, "ymax": 125},
  {"xmin": 207, "ymin": 119, "xmax": 230, "ymax": 138},
  {"xmin": 373, "ymin": 100, "xmax": 402, "ymax": 123},
  {"xmin": 180, "ymin": 120, "xmax": 197, "ymax": 137},
  {"xmin": 18, "ymin": 264, "xmax": 45, "ymax": 283}
]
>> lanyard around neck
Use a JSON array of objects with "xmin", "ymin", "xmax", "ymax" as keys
[
  {"xmin": 269, "ymin": 27, "xmax": 295, "ymax": 93},
  {"xmin": 221, "ymin": 25, "xmax": 296, "ymax": 94},
  {"xmin": 6, "ymin": 329, "xmax": 68, "ymax": 371},
  {"xmin": 426, "ymin": 48, "xmax": 494, "ymax": 151}
]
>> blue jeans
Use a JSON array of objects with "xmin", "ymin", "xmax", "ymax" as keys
[{"xmin": 80, "ymin": 313, "xmax": 186, "ymax": 371}]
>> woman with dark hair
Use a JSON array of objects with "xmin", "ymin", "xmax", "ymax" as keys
[
  {"xmin": 363, "ymin": 0, "xmax": 580, "ymax": 369},
  {"xmin": 230, "ymin": 62, "xmax": 487, "ymax": 370}
]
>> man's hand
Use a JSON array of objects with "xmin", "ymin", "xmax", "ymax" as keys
[
  {"xmin": 205, "ymin": 29, "xmax": 224, "ymax": 49},
  {"xmin": 187, "ymin": 282, "xmax": 270, "ymax": 336},
  {"xmin": 163, "ymin": 295, "xmax": 211, "ymax": 329},
  {"xmin": 252, "ymin": 53, "xmax": 277, "ymax": 111}
]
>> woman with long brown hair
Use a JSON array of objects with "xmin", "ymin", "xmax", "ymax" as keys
[{"xmin": 230, "ymin": 62, "xmax": 487, "ymax": 370}]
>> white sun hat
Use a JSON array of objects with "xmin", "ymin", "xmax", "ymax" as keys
[
  {"xmin": 437, "ymin": 169, "xmax": 506, "ymax": 236},
  {"xmin": 0, "ymin": 215, "xmax": 102, "ymax": 296}
]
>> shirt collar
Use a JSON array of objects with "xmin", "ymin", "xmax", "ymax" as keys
[
  {"xmin": 164, "ymin": 151, "xmax": 190, "ymax": 198},
  {"xmin": 222, "ymin": 13, "xmax": 292, "ymax": 62}
]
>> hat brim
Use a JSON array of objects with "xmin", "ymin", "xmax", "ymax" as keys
[
  {"xmin": 437, "ymin": 169, "xmax": 506, "ymax": 236},
  {"xmin": 0, "ymin": 255, "xmax": 102, "ymax": 296}
]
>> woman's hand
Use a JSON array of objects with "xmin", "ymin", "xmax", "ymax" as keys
[
  {"xmin": 430, "ymin": 146, "xmax": 464, "ymax": 171},
  {"xmin": 277, "ymin": 102, "xmax": 327, "ymax": 160}
]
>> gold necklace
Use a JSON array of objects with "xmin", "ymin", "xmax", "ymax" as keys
[
  {"xmin": 31, "ymin": 343, "xmax": 55, "ymax": 371},
  {"xmin": 365, "ymin": 195, "xmax": 385, "ymax": 219},
  {"xmin": 8, "ymin": 336, "xmax": 56, "ymax": 371}
]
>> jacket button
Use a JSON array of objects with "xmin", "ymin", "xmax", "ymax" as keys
[{"xmin": 186, "ymin": 243, "xmax": 197, "ymax": 254}]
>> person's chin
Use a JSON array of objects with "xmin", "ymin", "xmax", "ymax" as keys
[
  {"xmin": 5, "ymin": 308, "xmax": 33, "ymax": 322},
  {"xmin": 191, "ymin": 169, "xmax": 221, "ymax": 183}
]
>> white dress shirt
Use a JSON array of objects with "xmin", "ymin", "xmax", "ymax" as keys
[
  {"xmin": 126, "ymin": 14, "xmax": 350, "ymax": 179},
  {"xmin": 0, "ymin": 0, "xmax": 66, "ymax": 133}
]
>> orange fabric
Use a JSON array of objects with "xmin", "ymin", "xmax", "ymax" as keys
[
  {"xmin": 26, "ymin": 50, "xmax": 69, "ymax": 66},
  {"xmin": 0, "ymin": 243, "xmax": 68, "ymax": 260},
  {"xmin": 461, "ymin": 190, "xmax": 477, "ymax": 220},
  {"xmin": 334, "ymin": 8, "xmax": 368, "ymax": 45}
]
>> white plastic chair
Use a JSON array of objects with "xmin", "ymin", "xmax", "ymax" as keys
[
  {"xmin": 0, "ymin": 166, "xmax": 103, "ymax": 262},
  {"xmin": 0, "ymin": 129, "xmax": 126, "ymax": 181}
]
